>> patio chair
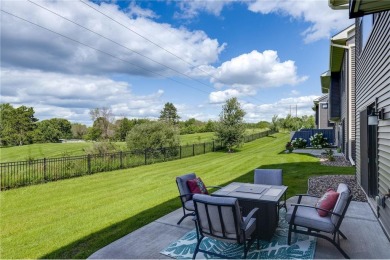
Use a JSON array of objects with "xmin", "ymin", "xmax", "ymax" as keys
[
  {"xmin": 176, "ymin": 173, "xmax": 221, "ymax": 225},
  {"xmin": 254, "ymin": 169, "xmax": 287, "ymax": 217},
  {"xmin": 286, "ymin": 183, "xmax": 353, "ymax": 259},
  {"xmin": 192, "ymin": 194, "xmax": 259, "ymax": 259}
]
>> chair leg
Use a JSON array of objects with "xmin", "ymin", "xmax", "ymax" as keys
[
  {"xmin": 177, "ymin": 211, "xmax": 194, "ymax": 225},
  {"xmin": 331, "ymin": 238, "xmax": 350, "ymax": 259},
  {"xmin": 288, "ymin": 224, "xmax": 292, "ymax": 245},
  {"xmin": 338, "ymin": 230, "xmax": 348, "ymax": 240},
  {"xmin": 193, "ymin": 236, "xmax": 203, "ymax": 260}
]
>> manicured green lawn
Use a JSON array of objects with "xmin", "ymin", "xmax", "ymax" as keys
[
  {"xmin": 0, "ymin": 133, "xmax": 354, "ymax": 258},
  {"xmin": 0, "ymin": 129, "xmax": 267, "ymax": 163}
]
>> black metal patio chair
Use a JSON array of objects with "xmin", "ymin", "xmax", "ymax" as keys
[
  {"xmin": 192, "ymin": 194, "xmax": 259, "ymax": 259},
  {"xmin": 286, "ymin": 183, "xmax": 353, "ymax": 259}
]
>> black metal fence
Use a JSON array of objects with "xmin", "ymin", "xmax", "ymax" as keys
[{"xmin": 0, "ymin": 130, "xmax": 273, "ymax": 190}]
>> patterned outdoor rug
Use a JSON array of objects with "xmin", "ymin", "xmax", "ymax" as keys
[{"xmin": 160, "ymin": 210, "xmax": 316, "ymax": 259}]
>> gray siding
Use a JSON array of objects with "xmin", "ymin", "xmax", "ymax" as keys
[
  {"xmin": 355, "ymin": 11, "xmax": 390, "ymax": 236},
  {"xmin": 351, "ymin": 47, "xmax": 356, "ymax": 161}
]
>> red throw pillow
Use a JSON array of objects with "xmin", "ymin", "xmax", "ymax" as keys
[
  {"xmin": 316, "ymin": 189, "xmax": 340, "ymax": 217},
  {"xmin": 187, "ymin": 177, "xmax": 208, "ymax": 195}
]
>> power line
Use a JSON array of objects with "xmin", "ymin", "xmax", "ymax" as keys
[
  {"xmin": 0, "ymin": 9, "xmax": 210, "ymax": 95},
  {"xmin": 27, "ymin": 0, "xmax": 216, "ymax": 92},
  {"xmin": 79, "ymin": 0, "xmax": 213, "ymax": 79},
  {"xmin": 78, "ymin": 0, "xmax": 264, "ymax": 104}
]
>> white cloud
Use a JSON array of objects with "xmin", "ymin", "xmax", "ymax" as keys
[
  {"xmin": 211, "ymin": 50, "xmax": 307, "ymax": 88},
  {"xmin": 174, "ymin": 0, "xmax": 233, "ymax": 19},
  {"xmin": 1, "ymin": 69, "xmax": 164, "ymax": 125},
  {"xmin": 174, "ymin": 0, "xmax": 351, "ymax": 43},
  {"xmin": 208, "ymin": 50, "xmax": 307, "ymax": 103},
  {"xmin": 247, "ymin": 0, "xmax": 352, "ymax": 43},
  {"xmin": 241, "ymin": 95, "xmax": 319, "ymax": 122},
  {"xmin": 1, "ymin": 0, "xmax": 225, "ymax": 77}
]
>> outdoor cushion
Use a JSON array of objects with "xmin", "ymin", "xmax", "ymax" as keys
[
  {"xmin": 176, "ymin": 173, "xmax": 196, "ymax": 201},
  {"xmin": 316, "ymin": 189, "xmax": 340, "ymax": 217},
  {"xmin": 187, "ymin": 177, "xmax": 209, "ymax": 195},
  {"xmin": 184, "ymin": 200, "xmax": 195, "ymax": 211},
  {"xmin": 286, "ymin": 205, "xmax": 335, "ymax": 233},
  {"xmin": 193, "ymin": 194, "xmax": 242, "ymax": 239},
  {"xmin": 331, "ymin": 183, "xmax": 350, "ymax": 224},
  {"xmin": 254, "ymin": 169, "xmax": 283, "ymax": 185}
]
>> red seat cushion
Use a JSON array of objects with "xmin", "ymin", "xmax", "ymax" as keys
[
  {"xmin": 187, "ymin": 177, "xmax": 208, "ymax": 195},
  {"xmin": 316, "ymin": 189, "xmax": 340, "ymax": 217}
]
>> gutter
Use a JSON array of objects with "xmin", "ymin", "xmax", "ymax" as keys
[{"xmin": 330, "ymin": 43, "xmax": 356, "ymax": 166}]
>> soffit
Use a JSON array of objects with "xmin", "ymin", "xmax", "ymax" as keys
[
  {"xmin": 320, "ymin": 71, "xmax": 331, "ymax": 93},
  {"xmin": 350, "ymin": 0, "xmax": 390, "ymax": 18}
]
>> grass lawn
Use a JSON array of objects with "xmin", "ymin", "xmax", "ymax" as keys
[
  {"xmin": 0, "ymin": 132, "xmax": 355, "ymax": 258},
  {"xmin": 0, "ymin": 129, "xmax": 267, "ymax": 163}
]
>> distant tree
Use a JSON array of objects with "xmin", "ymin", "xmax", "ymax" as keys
[
  {"xmin": 89, "ymin": 107, "xmax": 114, "ymax": 140},
  {"xmin": 204, "ymin": 120, "xmax": 216, "ymax": 132},
  {"xmin": 0, "ymin": 103, "xmax": 38, "ymax": 146},
  {"xmin": 270, "ymin": 115, "xmax": 281, "ymax": 132},
  {"xmin": 215, "ymin": 98, "xmax": 246, "ymax": 152},
  {"xmin": 114, "ymin": 118, "xmax": 135, "ymax": 141},
  {"xmin": 159, "ymin": 102, "xmax": 180, "ymax": 125},
  {"xmin": 126, "ymin": 121, "xmax": 179, "ymax": 152},
  {"xmin": 35, "ymin": 120, "xmax": 62, "ymax": 143},
  {"xmin": 256, "ymin": 121, "xmax": 271, "ymax": 129},
  {"xmin": 301, "ymin": 115, "xmax": 315, "ymax": 129},
  {"xmin": 71, "ymin": 123, "xmax": 88, "ymax": 139}
]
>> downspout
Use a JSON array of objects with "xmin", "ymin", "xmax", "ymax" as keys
[{"xmin": 331, "ymin": 43, "xmax": 356, "ymax": 165}]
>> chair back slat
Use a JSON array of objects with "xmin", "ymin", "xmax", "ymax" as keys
[{"xmin": 254, "ymin": 169, "xmax": 283, "ymax": 186}]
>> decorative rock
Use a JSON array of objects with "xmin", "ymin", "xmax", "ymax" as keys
[{"xmin": 308, "ymin": 175, "xmax": 367, "ymax": 202}]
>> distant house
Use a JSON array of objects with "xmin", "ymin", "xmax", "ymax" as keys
[
  {"xmin": 329, "ymin": 0, "xmax": 390, "ymax": 239},
  {"xmin": 313, "ymin": 94, "xmax": 333, "ymax": 129},
  {"xmin": 320, "ymin": 25, "xmax": 356, "ymax": 164}
]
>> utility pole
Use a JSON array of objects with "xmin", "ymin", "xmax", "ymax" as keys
[{"xmin": 295, "ymin": 104, "xmax": 297, "ymax": 117}]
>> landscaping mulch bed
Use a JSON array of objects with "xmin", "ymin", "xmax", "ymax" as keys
[
  {"xmin": 318, "ymin": 155, "xmax": 352, "ymax": 167},
  {"xmin": 308, "ymin": 175, "xmax": 367, "ymax": 202}
]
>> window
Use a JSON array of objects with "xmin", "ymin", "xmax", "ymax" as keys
[{"xmin": 322, "ymin": 103, "xmax": 328, "ymax": 109}]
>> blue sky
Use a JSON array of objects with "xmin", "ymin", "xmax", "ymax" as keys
[{"xmin": 1, "ymin": 0, "xmax": 353, "ymax": 125}]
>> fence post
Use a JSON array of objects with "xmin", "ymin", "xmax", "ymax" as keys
[
  {"xmin": 204, "ymin": 143, "xmax": 206, "ymax": 154},
  {"xmin": 193, "ymin": 144, "xmax": 195, "ymax": 156},
  {"xmin": 120, "ymin": 151, "xmax": 123, "ymax": 168},
  {"xmin": 43, "ymin": 158, "xmax": 47, "ymax": 181},
  {"xmin": 144, "ymin": 149, "xmax": 147, "ymax": 165},
  {"xmin": 180, "ymin": 146, "xmax": 182, "ymax": 159},
  {"xmin": 87, "ymin": 154, "xmax": 91, "ymax": 174},
  {"xmin": 212, "ymin": 141, "xmax": 215, "ymax": 152}
]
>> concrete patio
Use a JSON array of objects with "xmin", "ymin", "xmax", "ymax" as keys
[{"xmin": 89, "ymin": 196, "xmax": 390, "ymax": 259}]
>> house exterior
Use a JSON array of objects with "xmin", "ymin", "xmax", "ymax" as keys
[
  {"xmin": 313, "ymin": 94, "xmax": 333, "ymax": 129},
  {"xmin": 329, "ymin": 0, "xmax": 390, "ymax": 239},
  {"xmin": 320, "ymin": 25, "xmax": 356, "ymax": 164}
]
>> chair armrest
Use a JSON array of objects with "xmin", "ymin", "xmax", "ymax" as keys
[
  {"xmin": 296, "ymin": 194, "xmax": 320, "ymax": 203},
  {"xmin": 242, "ymin": 207, "xmax": 259, "ymax": 229},
  {"xmin": 178, "ymin": 193, "xmax": 194, "ymax": 199},
  {"xmin": 290, "ymin": 203, "xmax": 342, "ymax": 217},
  {"xmin": 206, "ymin": 186, "xmax": 222, "ymax": 189}
]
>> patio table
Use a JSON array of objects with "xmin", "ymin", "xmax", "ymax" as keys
[{"xmin": 212, "ymin": 182, "xmax": 288, "ymax": 241}]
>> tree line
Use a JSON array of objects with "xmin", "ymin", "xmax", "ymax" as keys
[{"xmin": 0, "ymin": 100, "xmax": 315, "ymax": 150}]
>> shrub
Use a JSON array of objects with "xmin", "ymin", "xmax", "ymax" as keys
[
  {"xmin": 324, "ymin": 148, "xmax": 335, "ymax": 161},
  {"xmin": 285, "ymin": 142, "xmax": 293, "ymax": 153},
  {"xmin": 291, "ymin": 138, "xmax": 307, "ymax": 148},
  {"xmin": 309, "ymin": 133, "xmax": 329, "ymax": 148}
]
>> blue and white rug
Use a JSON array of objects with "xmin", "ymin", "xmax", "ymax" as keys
[{"xmin": 160, "ymin": 210, "xmax": 316, "ymax": 259}]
